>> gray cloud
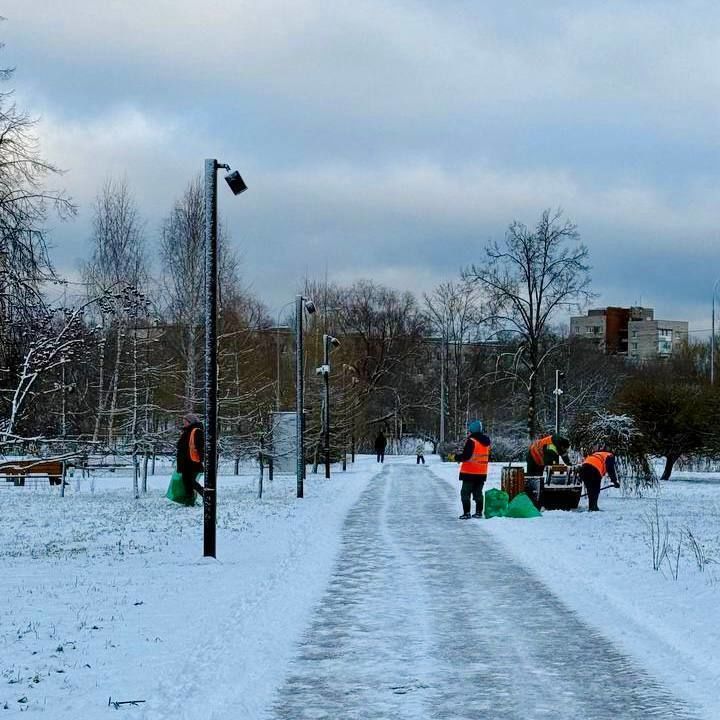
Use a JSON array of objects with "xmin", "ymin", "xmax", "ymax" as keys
[{"xmin": 4, "ymin": 0, "xmax": 720, "ymax": 329}]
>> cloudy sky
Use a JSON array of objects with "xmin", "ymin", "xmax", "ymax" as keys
[{"xmin": 5, "ymin": 1, "xmax": 720, "ymax": 331}]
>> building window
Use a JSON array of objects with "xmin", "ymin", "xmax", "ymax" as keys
[
  {"xmin": 658, "ymin": 328, "xmax": 672, "ymax": 338},
  {"xmin": 631, "ymin": 330, "xmax": 637, "ymax": 338},
  {"xmin": 631, "ymin": 342, "xmax": 638, "ymax": 351}
]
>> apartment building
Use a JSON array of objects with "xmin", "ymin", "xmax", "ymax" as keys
[{"xmin": 570, "ymin": 306, "xmax": 688, "ymax": 360}]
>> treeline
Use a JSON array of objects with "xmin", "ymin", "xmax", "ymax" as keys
[{"xmin": 1, "ymin": 50, "xmax": 719, "ymax": 480}]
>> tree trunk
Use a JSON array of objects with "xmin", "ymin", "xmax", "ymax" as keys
[
  {"xmin": 661, "ymin": 454, "xmax": 678, "ymax": 481},
  {"xmin": 106, "ymin": 327, "xmax": 123, "ymax": 448},
  {"xmin": 184, "ymin": 324, "xmax": 197, "ymax": 411},
  {"xmin": 92, "ymin": 337, "xmax": 106, "ymax": 443},
  {"xmin": 527, "ymin": 372, "xmax": 537, "ymax": 440}
]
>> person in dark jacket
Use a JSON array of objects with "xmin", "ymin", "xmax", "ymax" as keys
[
  {"xmin": 177, "ymin": 413, "xmax": 205, "ymax": 502},
  {"xmin": 579, "ymin": 451, "xmax": 620, "ymax": 511},
  {"xmin": 456, "ymin": 420, "xmax": 491, "ymax": 518},
  {"xmin": 526, "ymin": 433, "xmax": 571, "ymax": 476},
  {"xmin": 374, "ymin": 431, "xmax": 387, "ymax": 463}
]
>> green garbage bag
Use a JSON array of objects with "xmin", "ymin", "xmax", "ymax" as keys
[
  {"xmin": 506, "ymin": 492, "xmax": 542, "ymax": 518},
  {"xmin": 484, "ymin": 488, "xmax": 509, "ymax": 518},
  {"xmin": 166, "ymin": 471, "xmax": 195, "ymax": 506}
]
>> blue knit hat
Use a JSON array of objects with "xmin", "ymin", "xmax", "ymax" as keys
[{"xmin": 468, "ymin": 420, "xmax": 483, "ymax": 434}]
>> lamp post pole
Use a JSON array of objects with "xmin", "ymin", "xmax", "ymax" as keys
[
  {"xmin": 439, "ymin": 331, "xmax": 446, "ymax": 445},
  {"xmin": 296, "ymin": 295, "xmax": 305, "ymax": 497},
  {"xmin": 323, "ymin": 335, "xmax": 331, "ymax": 479},
  {"xmin": 203, "ymin": 159, "xmax": 219, "ymax": 558},
  {"xmin": 203, "ymin": 158, "xmax": 246, "ymax": 558},
  {"xmin": 276, "ymin": 325, "xmax": 281, "ymax": 411},
  {"xmin": 553, "ymin": 369, "xmax": 564, "ymax": 435}
]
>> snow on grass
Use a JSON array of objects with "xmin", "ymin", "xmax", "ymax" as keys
[
  {"xmin": 0, "ymin": 457, "xmax": 378, "ymax": 719},
  {"xmin": 430, "ymin": 458, "xmax": 720, "ymax": 720}
]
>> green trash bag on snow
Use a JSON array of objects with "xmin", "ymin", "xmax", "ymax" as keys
[
  {"xmin": 506, "ymin": 492, "xmax": 541, "ymax": 518},
  {"xmin": 484, "ymin": 488, "xmax": 509, "ymax": 518},
  {"xmin": 166, "ymin": 471, "xmax": 196, "ymax": 506}
]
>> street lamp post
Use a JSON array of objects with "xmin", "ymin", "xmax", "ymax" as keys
[
  {"xmin": 295, "ymin": 295, "xmax": 316, "ymax": 497},
  {"xmin": 203, "ymin": 158, "xmax": 246, "ymax": 559},
  {"xmin": 553, "ymin": 369, "xmax": 564, "ymax": 435},
  {"xmin": 439, "ymin": 330, "xmax": 446, "ymax": 446},
  {"xmin": 320, "ymin": 334, "xmax": 340, "ymax": 479}
]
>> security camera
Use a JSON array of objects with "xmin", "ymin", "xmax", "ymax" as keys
[
  {"xmin": 304, "ymin": 300, "xmax": 316, "ymax": 314},
  {"xmin": 329, "ymin": 336, "xmax": 341, "ymax": 349},
  {"xmin": 224, "ymin": 169, "xmax": 248, "ymax": 196}
]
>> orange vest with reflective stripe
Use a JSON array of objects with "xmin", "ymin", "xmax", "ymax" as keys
[
  {"xmin": 584, "ymin": 452, "xmax": 613, "ymax": 477},
  {"xmin": 189, "ymin": 428, "xmax": 201, "ymax": 464},
  {"xmin": 530, "ymin": 435, "xmax": 554, "ymax": 465},
  {"xmin": 460, "ymin": 438, "xmax": 490, "ymax": 475}
]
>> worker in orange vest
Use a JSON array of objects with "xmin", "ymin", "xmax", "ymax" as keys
[
  {"xmin": 176, "ymin": 413, "xmax": 205, "ymax": 504},
  {"xmin": 579, "ymin": 451, "xmax": 620, "ymax": 511},
  {"xmin": 526, "ymin": 433, "xmax": 571, "ymax": 476},
  {"xmin": 455, "ymin": 420, "xmax": 491, "ymax": 519}
]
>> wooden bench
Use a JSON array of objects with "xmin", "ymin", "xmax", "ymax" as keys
[{"xmin": 0, "ymin": 460, "xmax": 67, "ymax": 487}]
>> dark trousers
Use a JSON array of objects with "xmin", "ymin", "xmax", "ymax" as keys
[
  {"xmin": 460, "ymin": 476, "xmax": 486, "ymax": 514},
  {"xmin": 376, "ymin": 451, "xmax": 385, "ymax": 463},
  {"xmin": 416, "ymin": 454, "xmax": 425, "ymax": 464},
  {"xmin": 526, "ymin": 454, "xmax": 545, "ymax": 477},
  {"xmin": 579, "ymin": 465, "xmax": 602, "ymax": 511},
  {"xmin": 182, "ymin": 470, "xmax": 204, "ymax": 499}
]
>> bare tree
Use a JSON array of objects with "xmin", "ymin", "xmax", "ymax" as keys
[
  {"xmin": 1, "ymin": 298, "xmax": 99, "ymax": 439},
  {"xmin": 463, "ymin": 209, "xmax": 592, "ymax": 439},
  {"xmin": 424, "ymin": 281, "xmax": 486, "ymax": 441},
  {"xmin": 159, "ymin": 176, "xmax": 236, "ymax": 412},
  {"xmin": 0, "ymin": 41, "xmax": 76, "ymax": 414},
  {"xmin": 83, "ymin": 178, "xmax": 147, "ymax": 446}
]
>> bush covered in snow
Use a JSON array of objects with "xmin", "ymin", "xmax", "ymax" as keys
[{"xmin": 569, "ymin": 411, "xmax": 656, "ymax": 491}]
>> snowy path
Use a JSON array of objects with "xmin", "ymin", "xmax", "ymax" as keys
[{"xmin": 268, "ymin": 463, "xmax": 699, "ymax": 719}]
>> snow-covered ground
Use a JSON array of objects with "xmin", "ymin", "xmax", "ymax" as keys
[
  {"xmin": 2, "ymin": 454, "xmax": 718, "ymax": 718},
  {"xmin": 0, "ymin": 457, "xmax": 379, "ymax": 719},
  {"xmin": 431, "ymin": 459, "xmax": 720, "ymax": 719}
]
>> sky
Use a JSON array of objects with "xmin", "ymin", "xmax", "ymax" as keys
[{"xmin": 4, "ymin": 1, "xmax": 720, "ymax": 333}]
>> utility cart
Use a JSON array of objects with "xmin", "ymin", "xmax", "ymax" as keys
[{"xmin": 523, "ymin": 464, "xmax": 583, "ymax": 510}]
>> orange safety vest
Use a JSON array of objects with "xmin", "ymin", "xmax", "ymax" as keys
[
  {"xmin": 189, "ymin": 428, "xmax": 202, "ymax": 464},
  {"xmin": 583, "ymin": 452, "xmax": 613, "ymax": 477},
  {"xmin": 529, "ymin": 435, "xmax": 554, "ymax": 465},
  {"xmin": 460, "ymin": 438, "xmax": 490, "ymax": 475}
]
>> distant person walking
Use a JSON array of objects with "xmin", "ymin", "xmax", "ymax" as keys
[
  {"xmin": 416, "ymin": 441, "xmax": 425, "ymax": 465},
  {"xmin": 580, "ymin": 451, "xmax": 620, "ymax": 511},
  {"xmin": 177, "ymin": 413, "xmax": 205, "ymax": 502},
  {"xmin": 527, "ymin": 433, "xmax": 571, "ymax": 476},
  {"xmin": 374, "ymin": 431, "xmax": 387, "ymax": 463},
  {"xmin": 456, "ymin": 420, "xmax": 491, "ymax": 519}
]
